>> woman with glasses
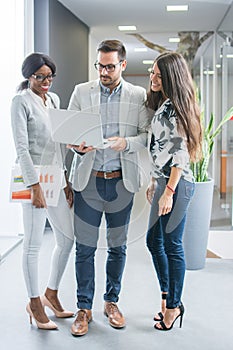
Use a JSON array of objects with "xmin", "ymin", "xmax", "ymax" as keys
[
  {"xmin": 11, "ymin": 53, "xmax": 74, "ymax": 330},
  {"xmin": 145, "ymin": 52, "xmax": 202, "ymax": 331}
]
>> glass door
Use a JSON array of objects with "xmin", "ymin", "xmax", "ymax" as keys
[{"xmin": 211, "ymin": 41, "xmax": 233, "ymax": 230}]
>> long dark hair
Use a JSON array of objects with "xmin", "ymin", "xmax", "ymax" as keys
[
  {"xmin": 146, "ymin": 51, "xmax": 202, "ymax": 162},
  {"xmin": 17, "ymin": 52, "xmax": 56, "ymax": 92}
]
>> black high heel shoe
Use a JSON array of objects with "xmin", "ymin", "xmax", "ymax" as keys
[
  {"xmin": 154, "ymin": 303, "xmax": 185, "ymax": 331},
  {"xmin": 154, "ymin": 292, "xmax": 167, "ymax": 321}
]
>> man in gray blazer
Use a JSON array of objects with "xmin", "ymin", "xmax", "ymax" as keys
[{"xmin": 68, "ymin": 40, "xmax": 148, "ymax": 336}]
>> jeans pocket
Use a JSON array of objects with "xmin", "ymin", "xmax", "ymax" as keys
[{"xmin": 184, "ymin": 180, "xmax": 195, "ymax": 200}]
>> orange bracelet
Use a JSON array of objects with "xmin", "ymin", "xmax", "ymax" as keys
[{"xmin": 166, "ymin": 184, "xmax": 175, "ymax": 194}]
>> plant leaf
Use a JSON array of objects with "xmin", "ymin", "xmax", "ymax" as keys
[{"xmin": 191, "ymin": 106, "xmax": 233, "ymax": 182}]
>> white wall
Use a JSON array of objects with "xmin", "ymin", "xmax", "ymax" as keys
[
  {"xmin": 123, "ymin": 75, "xmax": 149, "ymax": 90},
  {"xmin": 0, "ymin": 0, "xmax": 25, "ymax": 235},
  {"xmin": 89, "ymin": 32, "xmax": 99, "ymax": 81}
]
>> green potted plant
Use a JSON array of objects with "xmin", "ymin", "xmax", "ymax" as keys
[
  {"xmin": 183, "ymin": 106, "xmax": 233, "ymax": 270},
  {"xmin": 191, "ymin": 107, "xmax": 233, "ymax": 182}
]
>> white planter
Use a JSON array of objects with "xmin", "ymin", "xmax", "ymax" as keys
[{"xmin": 183, "ymin": 179, "xmax": 214, "ymax": 270}]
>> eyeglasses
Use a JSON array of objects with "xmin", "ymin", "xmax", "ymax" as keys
[
  {"xmin": 31, "ymin": 73, "xmax": 56, "ymax": 82},
  {"xmin": 94, "ymin": 61, "xmax": 123, "ymax": 72}
]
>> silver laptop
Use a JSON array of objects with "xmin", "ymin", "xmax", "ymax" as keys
[{"xmin": 48, "ymin": 109, "xmax": 110, "ymax": 148}]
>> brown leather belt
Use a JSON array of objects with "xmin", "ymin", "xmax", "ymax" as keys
[{"xmin": 92, "ymin": 170, "xmax": 122, "ymax": 179}]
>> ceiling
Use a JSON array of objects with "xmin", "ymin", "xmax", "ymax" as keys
[{"xmin": 58, "ymin": 0, "xmax": 233, "ymax": 75}]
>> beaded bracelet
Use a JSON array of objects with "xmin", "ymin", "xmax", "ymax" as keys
[{"xmin": 166, "ymin": 184, "xmax": 175, "ymax": 194}]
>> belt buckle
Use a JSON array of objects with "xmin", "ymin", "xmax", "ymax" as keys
[{"xmin": 104, "ymin": 172, "xmax": 111, "ymax": 179}]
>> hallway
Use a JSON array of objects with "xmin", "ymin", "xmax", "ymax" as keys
[{"xmin": 1, "ymin": 228, "xmax": 233, "ymax": 350}]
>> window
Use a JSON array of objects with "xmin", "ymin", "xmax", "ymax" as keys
[{"xmin": 0, "ymin": 0, "xmax": 25, "ymax": 234}]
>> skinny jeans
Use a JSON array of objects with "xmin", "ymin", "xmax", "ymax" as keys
[
  {"xmin": 74, "ymin": 175, "xmax": 134, "ymax": 310},
  {"xmin": 22, "ymin": 190, "xmax": 74, "ymax": 298},
  {"xmin": 146, "ymin": 177, "xmax": 194, "ymax": 308}
]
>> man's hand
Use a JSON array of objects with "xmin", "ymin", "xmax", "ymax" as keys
[
  {"xmin": 67, "ymin": 141, "xmax": 94, "ymax": 153},
  {"xmin": 108, "ymin": 137, "xmax": 127, "ymax": 151}
]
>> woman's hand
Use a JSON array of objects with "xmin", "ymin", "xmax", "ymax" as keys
[
  {"xmin": 31, "ymin": 183, "xmax": 47, "ymax": 208},
  {"xmin": 157, "ymin": 167, "xmax": 180, "ymax": 215},
  {"xmin": 158, "ymin": 191, "xmax": 173, "ymax": 216},
  {"xmin": 146, "ymin": 180, "xmax": 156, "ymax": 205},
  {"xmin": 63, "ymin": 183, "xmax": 73, "ymax": 208}
]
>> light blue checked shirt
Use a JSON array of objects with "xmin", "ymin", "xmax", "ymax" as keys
[{"xmin": 93, "ymin": 81, "xmax": 122, "ymax": 171}]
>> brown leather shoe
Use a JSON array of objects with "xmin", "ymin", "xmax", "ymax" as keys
[
  {"xmin": 104, "ymin": 302, "xmax": 125, "ymax": 328},
  {"xmin": 70, "ymin": 309, "xmax": 92, "ymax": 336}
]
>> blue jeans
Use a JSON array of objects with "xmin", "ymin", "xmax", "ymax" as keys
[
  {"xmin": 74, "ymin": 175, "xmax": 134, "ymax": 309},
  {"xmin": 146, "ymin": 177, "xmax": 194, "ymax": 309}
]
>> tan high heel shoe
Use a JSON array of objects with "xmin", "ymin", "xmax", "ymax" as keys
[
  {"xmin": 26, "ymin": 303, "xmax": 58, "ymax": 330},
  {"xmin": 41, "ymin": 295, "xmax": 74, "ymax": 318}
]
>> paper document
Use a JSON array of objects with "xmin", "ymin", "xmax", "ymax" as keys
[{"xmin": 9, "ymin": 164, "xmax": 63, "ymax": 206}]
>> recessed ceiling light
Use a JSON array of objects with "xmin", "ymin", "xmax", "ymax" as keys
[
  {"xmin": 220, "ymin": 54, "xmax": 233, "ymax": 58},
  {"xmin": 216, "ymin": 64, "xmax": 221, "ymax": 68},
  {"xmin": 134, "ymin": 48, "xmax": 148, "ymax": 52},
  {"xmin": 169, "ymin": 37, "xmax": 180, "ymax": 43},
  {"xmin": 118, "ymin": 25, "xmax": 137, "ymax": 31},
  {"xmin": 166, "ymin": 5, "xmax": 188, "ymax": 12},
  {"xmin": 143, "ymin": 60, "xmax": 154, "ymax": 65},
  {"xmin": 204, "ymin": 70, "xmax": 214, "ymax": 75}
]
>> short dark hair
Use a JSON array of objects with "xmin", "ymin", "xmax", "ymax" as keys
[
  {"xmin": 97, "ymin": 40, "xmax": 126, "ymax": 61},
  {"xmin": 18, "ymin": 52, "xmax": 56, "ymax": 91}
]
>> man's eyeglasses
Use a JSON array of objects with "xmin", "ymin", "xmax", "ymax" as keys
[
  {"xmin": 94, "ymin": 61, "xmax": 123, "ymax": 72},
  {"xmin": 31, "ymin": 73, "xmax": 56, "ymax": 82}
]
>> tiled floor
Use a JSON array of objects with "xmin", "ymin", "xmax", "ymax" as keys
[{"xmin": 1, "ymin": 229, "xmax": 233, "ymax": 350}]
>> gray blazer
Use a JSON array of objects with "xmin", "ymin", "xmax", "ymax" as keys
[
  {"xmin": 11, "ymin": 89, "xmax": 63, "ymax": 187},
  {"xmin": 68, "ymin": 79, "xmax": 149, "ymax": 193}
]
